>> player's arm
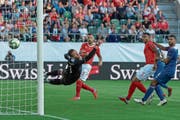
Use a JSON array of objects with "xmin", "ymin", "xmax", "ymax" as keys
[
  {"xmin": 96, "ymin": 47, "xmax": 103, "ymax": 66},
  {"xmin": 162, "ymin": 48, "xmax": 174, "ymax": 64},
  {"xmin": 81, "ymin": 48, "xmax": 97, "ymax": 63},
  {"xmin": 64, "ymin": 53, "xmax": 71, "ymax": 60},
  {"xmin": 150, "ymin": 43, "xmax": 159, "ymax": 70},
  {"xmin": 64, "ymin": 48, "xmax": 96, "ymax": 66},
  {"xmin": 98, "ymin": 55, "xmax": 103, "ymax": 66},
  {"xmin": 153, "ymin": 42, "xmax": 169, "ymax": 51},
  {"xmin": 162, "ymin": 57, "xmax": 170, "ymax": 64},
  {"xmin": 73, "ymin": 48, "xmax": 97, "ymax": 65}
]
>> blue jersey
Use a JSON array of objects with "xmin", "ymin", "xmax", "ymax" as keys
[{"xmin": 164, "ymin": 46, "xmax": 178, "ymax": 77}]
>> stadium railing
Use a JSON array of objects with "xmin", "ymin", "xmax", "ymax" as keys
[{"xmin": 42, "ymin": 33, "xmax": 170, "ymax": 43}]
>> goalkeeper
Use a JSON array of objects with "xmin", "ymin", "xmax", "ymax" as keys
[{"xmin": 45, "ymin": 46, "xmax": 98, "ymax": 85}]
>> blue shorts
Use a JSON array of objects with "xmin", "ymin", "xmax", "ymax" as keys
[
  {"xmin": 155, "ymin": 70, "xmax": 173, "ymax": 84},
  {"xmin": 154, "ymin": 60, "xmax": 165, "ymax": 78}
]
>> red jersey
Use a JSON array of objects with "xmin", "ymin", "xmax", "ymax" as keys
[
  {"xmin": 113, "ymin": 0, "xmax": 124, "ymax": 7},
  {"xmin": 144, "ymin": 41, "xmax": 156, "ymax": 64},
  {"xmin": 83, "ymin": 0, "xmax": 92, "ymax": 5},
  {"xmin": 96, "ymin": 0, "xmax": 105, "ymax": 6},
  {"xmin": 151, "ymin": 22, "xmax": 158, "ymax": 29},
  {"xmin": 159, "ymin": 21, "xmax": 169, "ymax": 31},
  {"xmin": 50, "ymin": 12, "xmax": 58, "ymax": 21},
  {"xmin": 80, "ymin": 42, "xmax": 101, "ymax": 65}
]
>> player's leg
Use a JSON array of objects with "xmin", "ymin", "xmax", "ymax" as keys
[
  {"xmin": 119, "ymin": 64, "xmax": 154, "ymax": 104},
  {"xmin": 73, "ymin": 64, "xmax": 97, "ymax": 100},
  {"xmin": 135, "ymin": 73, "xmax": 169, "ymax": 106},
  {"xmin": 118, "ymin": 77, "xmax": 138, "ymax": 104},
  {"xmin": 157, "ymin": 74, "xmax": 172, "ymax": 97},
  {"xmin": 81, "ymin": 64, "xmax": 97, "ymax": 99},
  {"xmin": 158, "ymin": 82, "xmax": 172, "ymax": 97},
  {"xmin": 119, "ymin": 76, "xmax": 146, "ymax": 104},
  {"xmin": 155, "ymin": 85, "xmax": 165, "ymax": 100},
  {"xmin": 134, "ymin": 80, "xmax": 159, "ymax": 105},
  {"xmin": 156, "ymin": 89, "xmax": 167, "ymax": 106},
  {"xmin": 82, "ymin": 82, "xmax": 98, "ymax": 99},
  {"xmin": 135, "ymin": 64, "xmax": 155, "ymax": 93},
  {"xmin": 127, "ymin": 77, "xmax": 145, "ymax": 100},
  {"xmin": 134, "ymin": 82, "xmax": 166, "ymax": 105},
  {"xmin": 156, "ymin": 73, "xmax": 174, "ymax": 106},
  {"xmin": 153, "ymin": 60, "xmax": 169, "ymax": 96},
  {"xmin": 142, "ymin": 80, "xmax": 157, "ymax": 101},
  {"xmin": 73, "ymin": 79, "xmax": 83, "ymax": 100}
]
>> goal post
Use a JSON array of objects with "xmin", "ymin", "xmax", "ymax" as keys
[
  {"xmin": 37, "ymin": 0, "xmax": 44, "ymax": 116},
  {"xmin": 0, "ymin": 0, "xmax": 44, "ymax": 115}
]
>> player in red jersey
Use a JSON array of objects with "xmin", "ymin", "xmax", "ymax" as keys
[
  {"xmin": 119, "ymin": 32, "xmax": 159, "ymax": 104},
  {"xmin": 72, "ymin": 34, "xmax": 103, "ymax": 100}
]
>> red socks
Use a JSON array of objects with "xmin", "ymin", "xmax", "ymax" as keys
[
  {"xmin": 75, "ymin": 80, "xmax": 83, "ymax": 97},
  {"xmin": 82, "ymin": 82, "xmax": 94, "ymax": 92},
  {"xmin": 75, "ymin": 80, "xmax": 94, "ymax": 97},
  {"xmin": 126, "ymin": 81, "xmax": 136, "ymax": 100},
  {"xmin": 135, "ymin": 81, "xmax": 146, "ymax": 93},
  {"xmin": 126, "ymin": 81, "xmax": 146, "ymax": 100}
]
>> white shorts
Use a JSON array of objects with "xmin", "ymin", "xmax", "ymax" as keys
[
  {"xmin": 80, "ymin": 64, "xmax": 92, "ymax": 81},
  {"xmin": 136, "ymin": 64, "xmax": 155, "ymax": 81}
]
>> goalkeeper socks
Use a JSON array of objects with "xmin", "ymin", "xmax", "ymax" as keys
[
  {"xmin": 82, "ymin": 83, "xmax": 94, "ymax": 93},
  {"xmin": 142, "ymin": 86, "xmax": 155, "ymax": 101},
  {"xmin": 126, "ymin": 81, "xmax": 137, "ymax": 100},
  {"xmin": 155, "ymin": 85, "xmax": 164, "ymax": 101},
  {"xmin": 75, "ymin": 80, "xmax": 83, "ymax": 97}
]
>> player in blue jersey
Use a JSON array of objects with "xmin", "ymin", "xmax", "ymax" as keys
[{"xmin": 134, "ymin": 34, "xmax": 178, "ymax": 106}]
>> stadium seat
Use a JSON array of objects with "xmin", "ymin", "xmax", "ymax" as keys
[
  {"xmin": 139, "ymin": 19, "xmax": 144, "ymax": 23},
  {"xmin": 120, "ymin": 19, "xmax": 127, "ymax": 25},
  {"xmin": 93, "ymin": 19, "xmax": 102, "ymax": 27},
  {"xmin": 63, "ymin": 11, "xmax": 71, "ymax": 20},
  {"xmin": 155, "ymin": 35, "xmax": 166, "ymax": 43},
  {"xmin": 130, "ymin": 19, "xmax": 137, "ymax": 24},
  {"xmin": 59, "ymin": 17, "xmax": 64, "ymax": 24},
  {"xmin": 111, "ymin": 19, "xmax": 120, "ymax": 27},
  {"xmin": 115, "ymin": 26, "xmax": 121, "ymax": 33},
  {"xmin": 88, "ymin": 26, "xmax": 97, "ymax": 35}
]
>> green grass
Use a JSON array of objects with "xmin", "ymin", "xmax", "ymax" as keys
[{"xmin": 1, "ymin": 80, "xmax": 180, "ymax": 120}]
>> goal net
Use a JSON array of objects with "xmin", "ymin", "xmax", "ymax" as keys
[{"xmin": 0, "ymin": 0, "xmax": 43, "ymax": 115}]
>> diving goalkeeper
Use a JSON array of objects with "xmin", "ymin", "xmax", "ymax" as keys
[{"xmin": 45, "ymin": 46, "xmax": 98, "ymax": 85}]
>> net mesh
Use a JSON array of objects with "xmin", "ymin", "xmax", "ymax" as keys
[{"xmin": 0, "ymin": 0, "xmax": 38, "ymax": 115}]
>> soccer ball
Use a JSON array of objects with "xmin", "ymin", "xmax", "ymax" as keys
[{"xmin": 9, "ymin": 38, "xmax": 20, "ymax": 49}]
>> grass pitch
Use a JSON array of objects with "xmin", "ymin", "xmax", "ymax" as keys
[{"xmin": 1, "ymin": 80, "xmax": 180, "ymax": 120}]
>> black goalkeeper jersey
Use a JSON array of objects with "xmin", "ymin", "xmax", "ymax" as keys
[{"xmin": 62, "ymin": 48, "xmax": 96, "ymax": 85}]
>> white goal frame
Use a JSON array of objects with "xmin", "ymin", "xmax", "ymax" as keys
[{"xmin": 37, "ymin": 0, "xmax": 44, "ymax": 115}]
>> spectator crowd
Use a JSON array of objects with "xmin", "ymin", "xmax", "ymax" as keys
[{"xmin": 0, "ymin": 0, "xmax": 170, "ymax": 42}]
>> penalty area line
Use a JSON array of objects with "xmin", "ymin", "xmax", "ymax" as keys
[{"xmin": 44, "ymin": 114, "xmax": 70, "ymax": 120}]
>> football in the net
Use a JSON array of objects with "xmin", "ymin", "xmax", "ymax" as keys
[{"xmin": 9, "ymin": 38, "xmax": 20, "ymax": 49}]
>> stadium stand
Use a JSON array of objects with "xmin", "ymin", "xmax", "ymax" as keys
[{"xmin": 0, "ymin": 0, "xmax": 178, "ymax": 43}]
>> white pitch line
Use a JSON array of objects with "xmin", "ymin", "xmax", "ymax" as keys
[{"xmin": 44, "ymin": 114, "xmax": 70, "ymax": 120}]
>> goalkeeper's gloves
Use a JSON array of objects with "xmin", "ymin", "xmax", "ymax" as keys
[{"xmin": 64, "ymin": 53, "xmax": 71, "ymax": 60}]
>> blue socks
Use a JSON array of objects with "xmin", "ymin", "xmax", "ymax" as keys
[
  {"xmin": 142, "ymin": 86, "xmax": 155, "ymax": 101},
  {"xmin": 155, "ymin": 85, "xmax": 164, "ymax": 100}
]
